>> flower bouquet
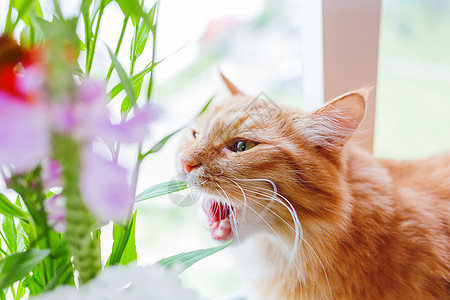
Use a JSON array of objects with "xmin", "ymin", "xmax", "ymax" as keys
[{"xmin": 0, "ymin": 1, "xmax": 226, "ymax": 299}]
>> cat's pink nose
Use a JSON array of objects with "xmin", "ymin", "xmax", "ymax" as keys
[{"xmin": 181, "ymin": 159, "xmax": 200, "ymax": 174}]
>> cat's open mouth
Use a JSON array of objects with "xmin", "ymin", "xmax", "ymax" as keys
[{"xmin": 203, "ymin": 199, "xmax": 234, "ymax": 241}]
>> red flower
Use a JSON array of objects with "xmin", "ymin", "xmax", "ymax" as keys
[{"xmin": 0, "ymin": 35, "xmax": 40, "ymax": 101}]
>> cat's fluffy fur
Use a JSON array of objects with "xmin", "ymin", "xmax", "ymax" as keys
[{"xmin": 177, "ymin": 78, "xmax": 450, "ymax": 299}]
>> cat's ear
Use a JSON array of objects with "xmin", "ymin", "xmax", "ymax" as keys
[
  {"xmin": 302, "ymin": 92, "xmax": 366, "ymax": 152},
  {"xmin": 219, "ymin": 72, "xmax": 244, "ymax": 96}
]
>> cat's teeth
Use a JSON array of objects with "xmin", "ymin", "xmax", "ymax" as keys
[
  {"xmin": 207, "ymin": 221, "xmax": 219, "ymax": 230},
  {"xmin": 215, "ymin": 229, "xmax": 224, "ymax": 238},
  {"xmin": 219, "ymin": 220, "xmax": 231, "ymax": 230}
]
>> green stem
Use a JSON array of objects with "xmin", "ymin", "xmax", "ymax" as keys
[
  {"xmin": 52, "ymin": 0, "xmax": 64, "ymax": 20},
  {"xmin": 86, "ymin": 0, "xmax": 106, "ymax": 75},
  {"xmin": 93, "ymin": 229, "xmax": 101, "ymax": 264},
  {"xmin": 57, "ymin": 138, "xmax": 101, "ymax": 284},
  {"xmin": 83, "ymin": 12, "xmax": 91, "ymax": 73},
  {"xmin": 10, "ymin": 178, "xmax": 54, "ymax": 284},
  {"xmin": 129, "ymin": 22, "xmax": 140, "ymax": 77},
  {"xmin": 146, "ymin": 2, "xmax": 160, "ymax": 101},
  {"xmin": 4, "ymin": 0, "xmax": 14, "ymax": 33},
  {"xmin": 106, "ymin": 16, "xmax": 129, "ymax": 80},
  {"xmin": 10, "ymin": 286, "xmax": 15, "ymax": 299},
  {"xmin": 30, "ymin": 24, "xmax": 35, "ymax": 45}
]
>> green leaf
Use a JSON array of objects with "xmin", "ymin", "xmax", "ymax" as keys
[
  {"xmin": 29, "ymin": 15, "xmax": 52, "ymax": 36},
  {"xmin": 81, "ymin": 0, "xmax": 94, "ymax": 15},
  {"xmin": 157, "ymin": 241, "xmax": 232, "ymax": 272},
  {"xmin": 106, "ymin": 212, "xmax": 137, "ymax": 266},
  {"xmin": 147, "ymin": 2, "xmax": 158, "ymax": 29},
  {"xmin": 120, "ymin": 97, "xmax": 132, "ymax": 114},
  {"xmin": 81, "ymin": 0, "xmax": 93, "ymax": 55},
  {"xmin": 0, "ymin": 194, "xmax": 29, "ymax": 222},
  {"xmin": 132, "ymin": 19, "xmax": 151, "ymax": 59},
  {"xmin": 15, "ymin": 197, "xmax": 29, "ymax": 251},
  {"xmin": 15, "ymin": 223, "xmax": 26, "ymax": 253},
  {"xmin": 135, "ymin": 181, "xmax": 188, "ymax": 202},
  {"xmin": 108, "ymin": 62, "xmax": 158, "ymax": 100},
  {"xmin": 43, "ymin": 261, "xmax": 73, "ymax": 291},
  {"xmin": 107, "ymin": 46, "xmax": 137, "ymax": 106},
  {"xmin": 14, "ymin": 280, "xmax": 26, "ymax": 300},
  {"xmin": 52, "ymin": 0, "xmax": 64, "ymax": 20},
  {"xmin": 140, "ymin": 127, "xmax": 184, "ymax": 159},
  {"xmin": 118, "ymin": 213, "xmax": 137, "ymax": 265},
  {"xmin": 115, "ymin": 0, "xmax": 156, "ymax": 29},
  {"xmin": 2, "ymin": 216, "xmax": 17, "ymax": 253},
  {"xmin": 30, "ymin": 15, "xmax": 78, "ymax": 45},
  {"xmin": 198, "ymin": 95, "xmax": 215, "ymax": 116},
  {"xmin": 90, "ymin": 0, "xmax": 104, "ymax": 20},
  {"xmin": 20, "ymin": 25, "xmax": 32, "ymax": 47},
  {"xmin": 78, "ymin": 38, "xmax": 87, "ymax": 51},
  {"xmin": 22, "ymin": 274, "xmax": 43, "ymax": 296},
  {"xmin": 13, "ymin": 0, "xmax": 36, "ymax": 27},
  {"xmin": 0, "ymin": 249, "xmax": 50, "ymax": 290},
  {"xmin": 130, "ymin": 2, "xmax": 158, "ymax": 60},
  {"xmin": 119, "ymin": 75, "xmax": 144, "ymax": 115}
]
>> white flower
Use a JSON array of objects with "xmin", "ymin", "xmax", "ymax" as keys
[{"xmin": 33, "ymin": 264, "xmax": 202, "ymax": 300}]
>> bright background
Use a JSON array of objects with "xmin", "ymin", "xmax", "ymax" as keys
[{"xmin": 1, "ymin": 0, "xmax": 449, "ymax": 299}]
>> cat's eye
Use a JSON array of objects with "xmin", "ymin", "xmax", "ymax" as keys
[
  {"xmin": 231, "ymin": 140, "xmax": 258, "ymax": 152},
  {"xmin": 192, "ymin": 130, "xmax": 198, "ymax": 138}
]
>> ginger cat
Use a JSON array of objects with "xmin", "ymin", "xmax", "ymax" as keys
[{"xmin": 177, "ymin": 75, "xmax": 450, "ymax": 299}]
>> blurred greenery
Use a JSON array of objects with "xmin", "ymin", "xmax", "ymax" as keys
[
  {"xmin": 380, "ymin": 0, "xmax": 450, "ymax": 63},
  {"xmin": 375, "ymin": 0, "xmax": 450, "ymax": 159}
]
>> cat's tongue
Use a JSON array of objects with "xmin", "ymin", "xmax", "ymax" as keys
[{"xmin": 203, "ymin": 199, "xmax": 232, "ymax": 241}]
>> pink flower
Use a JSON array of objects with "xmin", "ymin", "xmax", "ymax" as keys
[
  {"xmin": 0, "ymin": 36, "xmax": 49, "ymax": 173},
  {"xmin": 44, "ymin": 194, "xmax": 66, "ymax": 233},
  {"xmin": 0, "ymin": 93, "xmax": 50, "ymax": 173},
  {"xmin": 100, "ymin": 104, "xmax": 158, "ymax": 145},
  {"xmin": 51, "ymin": 79, "xmax": 157, "ymax": 145},
  {"xmin": 41, "ymin": 158, "xmax": 63, "ymax": 190},
  {"xmin": 51, "ymin": 80, "xmax": 157, "ymax": 222},
  {"xmin": 0, "ymin": 36, "xmax": 156, "ymax": 223},
  {"xmin": 81, "ymin": 149, "xmax": 133, "ymax": 223}
]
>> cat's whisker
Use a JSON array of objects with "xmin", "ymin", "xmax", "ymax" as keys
[
  {"xmin": 241, "ymin": 190, "xmax": 297, "ymax": 234},
  {"xmin": 234, "ymin": 179, "xmax": 303, "ymax": 259},
  {"xmin": 211, "ymin": 166, "xmax": 224, "ymax": 176},
  {"xmin": 244, "ymin": 189, "xmax": 332, "ymax": 299},
  {"xmin": 214, "ymin": 182, "xmax": 241, "ymax": 242},
  {"xmin": 234, "ymin": 183, "xmax": 331, "ymax": 295},
  {"xmin": 214, "ymin": 180, "xmax": 288, "ymax": 248},
  {"xmin": 239, "ymin": 184, "xmax": 333, "ymax": 299},
  {"xmin": 220, "ymin": 178, "xmax": 302, "ymax": 274},
  {"xmin": 247, "ymin": 184, "xmax": 346, "ymax": 219},
  {"xmin": 240, "ymin": 195, "xmax": 304, "ymax": 284},
  {"xmin": 231, "ymin": 194, "xmax": 285, "ymax": 248},
  {"xmin": 221, "ymin": 176, "xmax": 250, "ymax": 220},
  {"xmin": 226, "ymin": 184, "xmax": 307, "ymax": 294},
  {"xmin": 237, "ymin": 184, "xmax": 303, "ymax": 270}
]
